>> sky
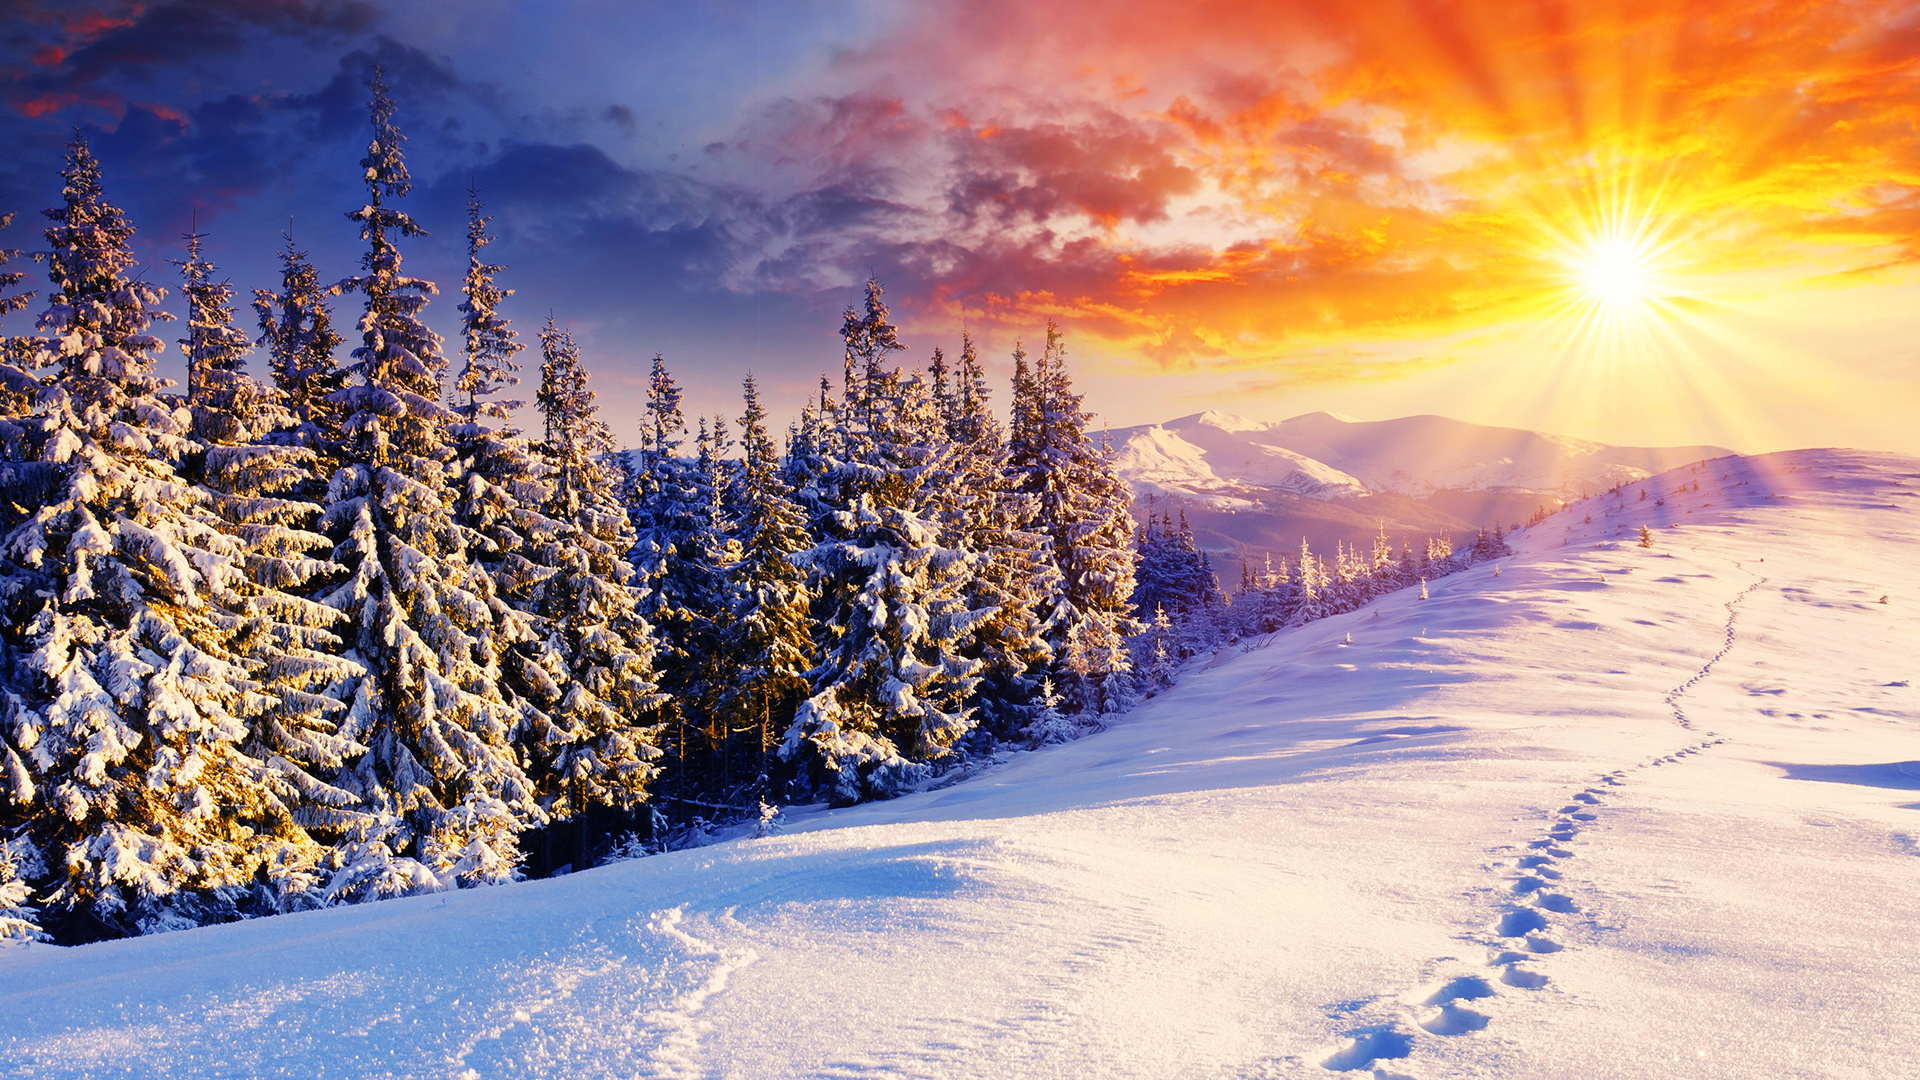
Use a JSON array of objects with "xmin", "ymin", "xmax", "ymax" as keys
[{"xmin": 1, "ymin": 0, "xmax": 1916, "ymax": 454}]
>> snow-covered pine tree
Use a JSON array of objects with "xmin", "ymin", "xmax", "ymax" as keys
[
  {"xmin": 0, "ymin": 211, "xmax": 38, "ymax": 442},
  {"xmin": 317, "ymin": 67, "xmax": 540, "ymax": 898},
  {"xmin": 1132, "ymin": 507, "xmax": 1220, "ymax": 626},
  {"xmin": 0, "ymin": 211, "xmax": 36, "ymax": 379},
  {"xmin": 783, "ymin": 279, "xmax": 989, "ymax": 804},
  {"xmin": 521, "ymin": 319, "xmax": 666, "ymax": 838},
  {"xmin": 1370, "ymin": 523, "xmax": 1397, "ymax": 590},
  {"xmin": 452, "ymin": 186, "xmax": 522, "ymax": 426},
  {"xmin": 1024, "ymin": 677, "xmax": 1075, "ymax": 745},
  {"xmin": 185, "ymin": 225, "xmax": 369, "ymax": 917},
  {"xmin": 1293, "ymin": 538, "xmax": 1326, "ymax": 624},
  {"xmin": 254, "ymin": 230, "xmax": 347, "ymax": 449},
  {"xmin": 1236, "ymin": 551, "xmax": 1294, "ymax": 634},
  {"xmin": 0, "ymin": 136, "xmax": 328, "ymax": 938},
  {"xmin": 624, "ymin": 354, "xmax": 732, "ymax": 814},
  {"xmin": 173, "ymin": 227, "xmax": 284, "ymax": 445},
  {"xmin": 711, "ymin": 374, "xmax": 814, "ymax": 796},
  {"xmin": 438, "ymin": 201, "xmax": 574, "ymax": 821},
  {"xmin": 781, "ymin": 376, "xmax": 838, "ymax": 518},
  {"xmin": 1143, "ymin": 604, "xmax": 1177, "ymax": 689},
  {"xmin": 673, "ymin": 415, "xmax": 741, "ymax": 797},
  {"xmin": 0, "ymin": 832, "xmax": 46, "ymax": 940},
  {"xmin": 936, "ymin": 332, "xmax": 1057, "ymax": 738},
  {"xmin": 1006, "ymin": 322, "xmax": 1141, "ymax": 716},
  {"xmin": 627, "ymin": 353, "xmax": 687, "ymax": 606}
]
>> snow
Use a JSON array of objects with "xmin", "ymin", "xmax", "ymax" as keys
[
  {"xmin": 4, "ymin": 448, "xmax": 1917, "ymax": 1079},
  {"xmin": 1106, "ymin": 411, "xmax": 1731, "ymax": 508},
  {"xmin": 1110, "ymin": 420, "xmax": 1370, "ymax": 505}
]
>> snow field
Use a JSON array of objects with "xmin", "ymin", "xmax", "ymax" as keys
[{"xmin": 3, "ymin": 448, "xmax": 1915, "ymax": 1079}]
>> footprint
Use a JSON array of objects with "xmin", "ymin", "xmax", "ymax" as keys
[
  {"xmin": 1534, "ymin": 893, "xmax": 1579, "ymax": 913},
  {"xmin": 1524, "ymin": 935, "xmax": 1562, "ymax": 953},
  {"xmin": 1320, "ymin": 1025, "xmax": 1414, "ymax": 1072},
  {"xmin": 1419, "ymin": 1003, "xmax": 1491, "ymax": 1036},
  {"xmin": 1488, "ymin": 949, "xmax": 1529, "ymax": 966},
  {"xmin": 1574, "ymin": 792, "xmax": 1602, "ymax": 803},
  {"xmin": 1569, "ymin": 812, "xmax": 1598, "ymax": 821},
  {"xmin": 1497, "ymin": 908, "xmax": 1550, "ymax": 937},
  {"xmin": 1516, "ymin": 855, "xmax": 1556, "ymax": 869},
  {"xmin": 1558, "ymin": 805, "xmax": 1584, "ymax": 814},
  {"xmin": 1421, "ymin": 975, "xmax": 1495, "ymax": 1006},
  {"xmin": 1511, "ymin": 876, "xmax": 1550, "ymax": 895},
  {"xmin": 1500, "ymin": 966, "xmax": 1550, "ymax": 989}
]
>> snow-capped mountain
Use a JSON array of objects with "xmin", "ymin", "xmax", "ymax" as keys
[{"xmin": 1109, "ymin": 410, "xmax": 1732, "ymax": 508}]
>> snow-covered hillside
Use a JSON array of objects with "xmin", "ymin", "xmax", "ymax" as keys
[
  {"xmin": 1109, "ymin": 410, "xmax": 1731, "ymax": 507},
  {"xmin": 4, "ymin": 449, "xmax": 1916, "ymax": 1080}
]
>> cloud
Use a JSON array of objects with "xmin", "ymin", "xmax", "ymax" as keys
[
  {"xmin": 679, "ymin": 0, "xmax": 1920, "ymax": 378},
  {"xmin": 4, "ymin": 0, "xmax": 1916, "ymax": 414},
  {"xmin": 4, "ymin": 1, "xmax": 378, "ymax": 117}
]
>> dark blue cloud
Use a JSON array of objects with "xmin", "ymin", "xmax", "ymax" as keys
[{"xmin": 0, "ymin": 1, "xmax": 1057, "ymax": 435}]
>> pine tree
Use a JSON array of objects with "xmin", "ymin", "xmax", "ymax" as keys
[
  {"xmin": 188, "ymin": 223, "xmax": 367, "ymax": 918},
  {"xmin": 521, "ymin": 319, "xmax": 666, "ymax": 837},
  {"xmin": 0, "ymin": 137, "xmax": 326, "ymax": 938},
  {"xmin": 624, "ymin": 354, "xmax": 732, "ymax": 815},
  {"xmin": 673, "ymin": 415, "xmax": 739, "ymax": 798},
  {"xmin": 0, "ymin": 211, "xmax": 32, "ymax": 316},
  {"xmin": 0, "ymin": 211, "xmax": 37, "ymax": 381},
  {"xmin": 711, "ymin": 374, "xmax": 814, "ymax": 796},
  {"xmin": 1133, "ymin": 507, "xmax": 1220, "ymax": 624},
  {"xmin": 783, "ymin": 281, "xmax": 989, "ymax": 803},
  {"xmin": 1006, "ymin": 322, "xmax": 1141, "ymax": 715},
  {"xmin": 1294, "ymin": 538, "xmax": 1327, "ymax": 623},
  {"xmin": 936, "ymin": 332, "xmax": 1056, "ymax": 738},
  {"xmin": 1144, "ymin": 605, "xmax": 1176, "ymax": 689},
  {"xmin": 173, "ymin": 227, "xmax": 283, "ymax": 444},
  {"xmin": 628, "ymin": 354, "xmax": 687, "ymax": 607},
  {"xmin": 254, "ymin": 230, "xmax": 346, "ymax": 448},
  {"xmin": 0, "ymin": 833, "xmax": 46, "ymax": 940},
  {"xmin": 317, "ymin": 67, "xmax": 540, "ymax": 899},
  {"xmin": 0, "ymin": 212, "xmax": 40, "ymax": 456},
  {"xmin": 1024, "ymin": 677, "xmax": 1075, "ymax": 745},
  {"xmin": 452, "ymin": 186, "xmax": 522, "ymax": 425}
]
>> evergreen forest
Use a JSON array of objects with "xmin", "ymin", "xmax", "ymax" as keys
[{"xmin": 0, "ymin": 71, "xmax": 1505, "ymax": 945}]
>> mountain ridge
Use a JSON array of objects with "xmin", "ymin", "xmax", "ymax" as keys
[
  {"xmin": 1109, "ymin": 410, "xmax": 1734, "ymax": 562},
  {"xmin": 1108, "ymin": 410, "xmax": 1733, "ymax": 508}
]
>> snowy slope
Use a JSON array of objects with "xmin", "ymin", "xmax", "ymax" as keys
[
  {"xmin": 1108, "ymin": 410, "xmax": 1731, "ymax": 507},
  {"xmin": 4, "ymin": 449, "xmax": 1918, "ymax": 1080}
]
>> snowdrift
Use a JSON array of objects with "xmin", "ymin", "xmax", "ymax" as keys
[{"xmin": 3, "ymin": 448, "xmax": 1916, "ymax": 1080}]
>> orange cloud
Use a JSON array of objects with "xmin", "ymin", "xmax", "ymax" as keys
[{"xmin": 777, "ymin": 0, "xmax": 1920, "ymax": 378}]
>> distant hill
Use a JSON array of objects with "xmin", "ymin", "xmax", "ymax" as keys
[{"xmin": 1109, "ymin": 411, "xmax": 1732, "ymax": 568}]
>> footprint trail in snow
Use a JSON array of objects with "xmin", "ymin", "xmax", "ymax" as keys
[{"xmin": 1317, "ymin": 573, "xmax": 1765, "ymax": 1075}]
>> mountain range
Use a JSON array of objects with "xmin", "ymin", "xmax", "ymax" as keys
[{"xmin": 1107, "ymin": 411, "xmax": 1731, "ymax": 564}]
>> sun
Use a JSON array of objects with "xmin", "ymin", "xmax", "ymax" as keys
[
  {"xmin": 1577, "ymin": 234, "xmax": 1659, "ymax": 308},
  {"xmin": 1571, "ymin": 229, "xmax": 1666, "ymax": 312}
]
